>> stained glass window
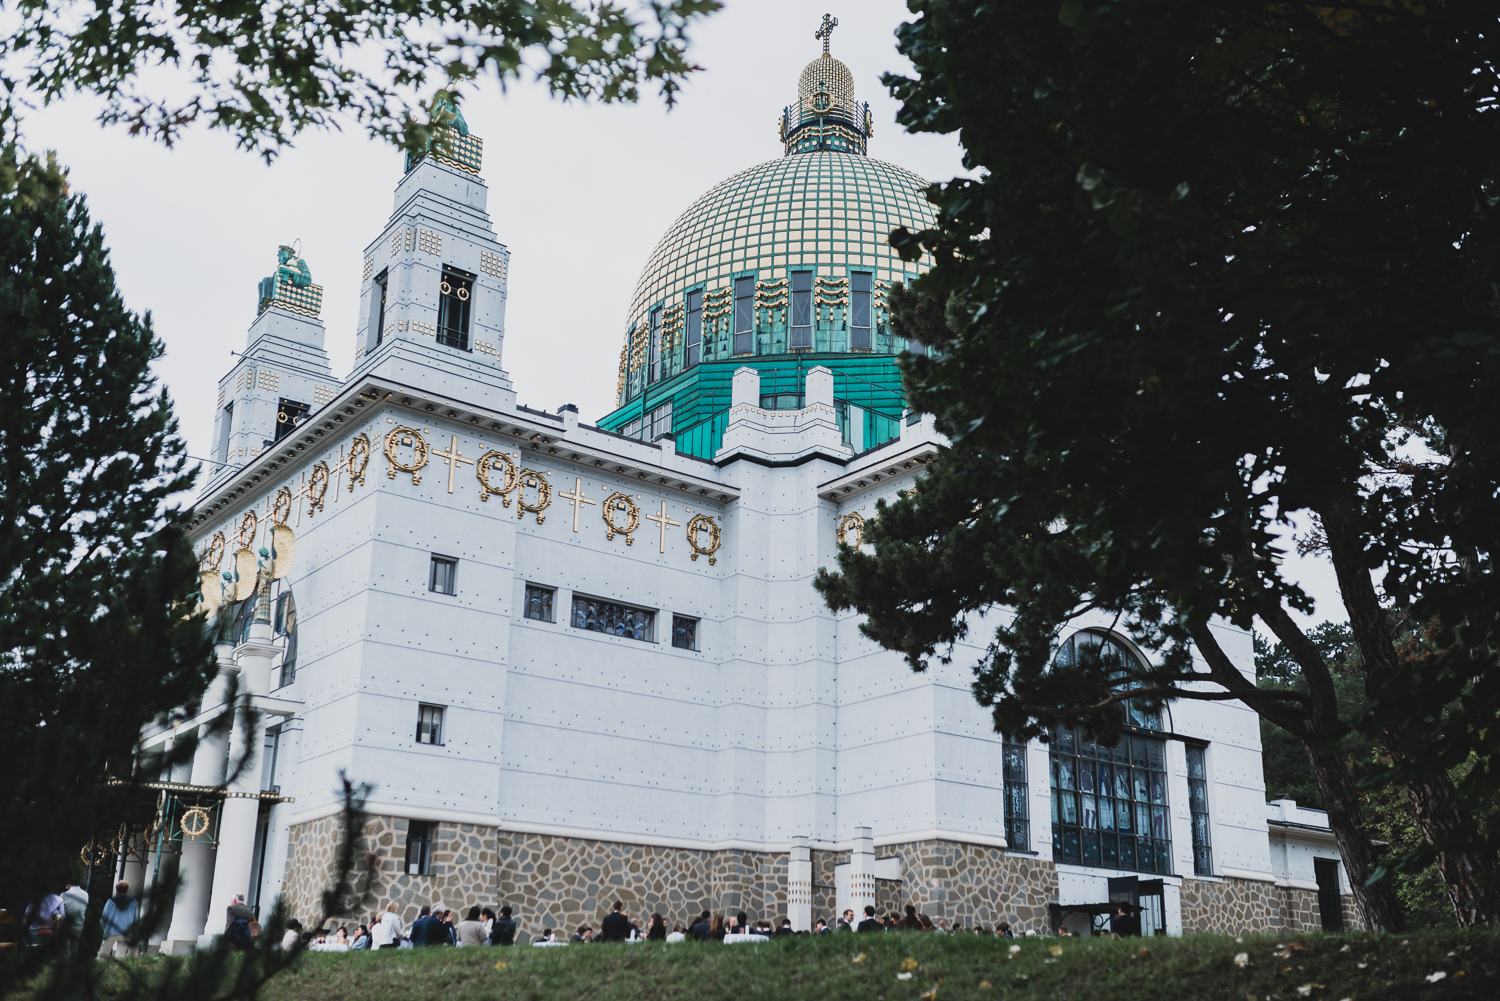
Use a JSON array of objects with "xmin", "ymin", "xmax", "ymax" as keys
[
  {"xmin": 572, "ymin": 595, "xmax": 654, "ymax": 642},
  {"xmin": 524, "ymin": 584, "xmax": 554, "ymax": 623},
  {"xmin": 790, "ymin": 271, "xmax": 813, "ymax": 349},
  {"xmin": 1050, "ymin": 726, "xmax": 1172, "ymax": 874},
  {"xmin": 686, "ymin": 289, "xmax": 703, "ymax": 368},
  {"xmin": 649, "ymin": 306, "xmax": 663, "ymax": 383},
  {"xmin": 1003, "ymin": 741, "xmax": 1030, "ymax": 851},
  {"xmin": 733, "ymin": 277, "xmax": 755, "ymax": 354},
  {"xmin": 672, "ymin": 615, "xmax": 698, "ymax": 650},
  {"xmin": 1187, "ymin": 745, "xmax": 1213, "ymax": 875},
  {"xmin": 850, "ymin": 271, "xmax": 872, "ymax": 349}
]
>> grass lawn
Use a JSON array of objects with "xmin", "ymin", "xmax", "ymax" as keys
[{"xmin": 231, "ymin": 929, "xmax": 1498, "ymax": 1001}]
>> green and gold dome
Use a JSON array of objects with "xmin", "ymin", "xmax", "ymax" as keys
[{"xmin": 599, "ymin": 16, "xmax": 936, "ymax": 459}]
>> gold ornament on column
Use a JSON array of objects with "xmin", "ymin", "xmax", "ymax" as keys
[
  {"xmin": 476, "ymin": 450, "xmax": 519, "ymax": 504},
  {"xmin": 515, "ymin": 469, "xmax": 551, "ymax": 524},
  {"xmin": 384, "ymin": 426, "xmax": 429, "ymax": 484},
  {"xmin": 179, "ymin": 806, "xmax": 212, "ymax": 839},
  {"xmin": 601, "ymin": 492, "xmax": 640, "ymax": 545},
  {"xmin": 685, "ymin": 514, "xmax": 722, "ymax": 565},
  {"xmin": 837, "ymin": 512, "xmax": 866, "ymax": 548},
  {"xmin": 307, "ymin": 461, "xmax": 330, "ymax": 515},
  {"xmin": 348, "ymin": 433, "xmax": 372, "ymax": 489}
]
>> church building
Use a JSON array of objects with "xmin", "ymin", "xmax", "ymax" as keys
[{"xmin": 124, "ymin": 22, "xmax": 1359, "ymax": 950}]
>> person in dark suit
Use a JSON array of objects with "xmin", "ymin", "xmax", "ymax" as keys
[
  {"xmin": 489, "ymin": 905, "xmax": 518, "ymax": 945},
  {"xmin": 856, "ymin": 905, "xmax": 882, "ymax": 933},
  {"xmin": 600, "ymin": 901, "xmax": 631, "ymax": 942},
  {"xmin": 689, "ymin": 911, "xmax": 712, "ymax": 941},
  {"xmin": 409, "ymin": 905, "xmax": 437, "ymax": 946}
]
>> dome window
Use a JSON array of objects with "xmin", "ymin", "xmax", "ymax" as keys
[
  {"xmin": 685, "ymin": 290, "xmax": 703, "ymax": 369},
  {"xmin": 790, "ymin": 271, "xmax": 813, "ymax": 349},
  {"xmin": 850, "ymin": 272, "xmax": 872, "ymax": 350},
  {"xmin": 648, "ymin": 306, "xmax": 663, "ymax": 383},
  {"xmin": 733, "ymin": 277, "xmax": 755, "ymax": 354}
]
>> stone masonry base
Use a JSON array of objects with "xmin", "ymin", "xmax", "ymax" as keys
[{"xmin": 280, "ymin": 814, "xmax": 1346, "ymax": 937}]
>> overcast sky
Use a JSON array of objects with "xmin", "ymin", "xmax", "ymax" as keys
[{"xmin": 20, "ymin": 0, "xmax": 1344, "ymax": 633}]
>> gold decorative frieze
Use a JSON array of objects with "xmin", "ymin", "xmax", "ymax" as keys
[
  {"xmin": 418, "ymin": 229, "xmax": 442, "ymax": 256},
  {"xmin": 237, "ymin": 510, "xmax": 260, "ymax": 550},
  {"xmin": 837, "ymin": 511, "xmax": 865, "ymax": 548},
  {"xmin": 347, "ymin": 434, "xmax": 371, "ymax": 489},
  {"xmin": 271, "ymin": 487, "xmax": 293, "ymax": 526},
  {"xmin": 362, "ymin": 257, "xmax": 373, "ymax": 280},
  {"xmin": 601, "ymin": 492, "xmax": 640, "ymax": 545},
  {"xmin": 685, "ymin": 514, "xmax": 721, "ymax": 565},
  {"xmin": 515, "ymin": 469, "xmax": 551, "ymax": 524},
  {"xmin": 307, "ymin": 461, "xmax": 330, "ymax": 515},
  {"xmin": 385, "ymin": 426, "xmax": 430, "ymax": 484},
  {"xmin": 480, "ymin": 250, "xmax": 506, "ymax": 280},
  {"xmin": 257, "ymin": 369, "xmax": 280, "ymax": 392},
  {"xmin": 476, "ymin": 450, "xmax": 518, "ymax": 504},
  {"xmin": 200, "ymin": 531, "xmax": 227, "ymax": 572}
]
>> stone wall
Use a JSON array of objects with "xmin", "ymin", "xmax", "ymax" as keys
[
  {"xmin": 876, "ymin": 841, "xmax": 1059, "ymax": 932},
  {"xmin": 1180, "ymin": 876, "xmax": 1277, "ymax": 934}
]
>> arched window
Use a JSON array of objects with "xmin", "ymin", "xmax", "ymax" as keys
[{"xmin": 1049, "ymin": 631, "xmax": 1173, "ymax": 875}]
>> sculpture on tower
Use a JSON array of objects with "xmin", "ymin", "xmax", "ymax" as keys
[
  {"xmin": 256, "ymin": 241, "xmax": 323, "ymax": 318},
  {"xmin": 404, "ymin": 90, "xmax": 480, "ymax": 174}
]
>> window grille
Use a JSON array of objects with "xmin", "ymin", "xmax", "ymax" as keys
[
  {"xmin": 790, "ymin": 271, "xmax": 813, "ymax": 349},
  {"xmin": 1187, "ymin": 745, "xmax": 1213, "ymax": 875},
  {"xmin": 524, "ymin": 584, "xmax": 555, "ymax": 622},
  {"xmin": 416, "ymin": 704, "xmax": 444, "ymax": 746},
  {"xmin": 850, "ymin": 271, "xmax": 872, "ymax": 349},
  {"xmin": 685, "ymin": 289, "xmax": 703, "ymax": 368},
  {"xmin": 437, "ymin": 265, "xmax": 474, "ymax": 350},
  {"xmin": 429, "ymin": 555, "xmax": 457, "ymax": 595},
  {"xmin": 733, "ymin": 277, "xmax": 755, "ymax": 354},
  {"xmin": 572, "ymin": 595, "xmax": 654, "ymax": 642},
  {"xmin": 672, "ymin": 615, "xmax": 698, "ymax": 651},
  {"xmin": 648, "ymin": 307, "xmax": 662, "ymax": 383},
  {"xmin": 1050, "ymin": 726, "xmax": 1173, "ymax": 874},
  {"xmin": 1003, "ymin": 741, "xmax": 1030, "ymax": 851},
  {"xmin": 405, "ymin": 820, "xmax": 433, "ymax": 875}
]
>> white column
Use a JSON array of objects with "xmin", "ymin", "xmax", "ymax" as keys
[
  {"xmin": 200, "ymin": 614, "xmax": 277, "ymax": 941},
  {"xmin": 788, "ymin": 837, "xmax": 812, "ymax": 931},
  {"xmin": 839, "ymin": 827, "xmax": 876, "ymax": 920},
  {"xmin": 165, "ymin": 647, "xmax": 236, "ymax": 951}
]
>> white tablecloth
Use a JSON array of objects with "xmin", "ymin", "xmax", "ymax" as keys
[{"xmin": 723, "ymin": 933, "xmax": 770, "ymax": 944}]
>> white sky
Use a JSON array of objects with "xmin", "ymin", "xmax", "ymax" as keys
[{"xmin": 17, "ymin": 0, "xmax": 1344, "ymax": 632}]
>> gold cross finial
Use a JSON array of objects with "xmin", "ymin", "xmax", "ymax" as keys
[{"xmin": 815, "ymin": 13, "xmax": 837, "ymax": 55}]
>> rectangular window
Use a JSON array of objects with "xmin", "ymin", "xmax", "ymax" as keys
[
  {"xmin": 1049, "ymin": 726, "xmax": 1172, "ymax": 874},
  {"xmin": 649, "ymin": 401, "xmax": 673, "ymax": 440},
  {"xmin": 1003, "ymin": 741, "xmax": 1030, "ymax": 851},
  {"xmin": 648, "ymin": 306, "xmax": 662, "ymax": 383},
  {"xmin": 273, "ymin": 591, "xmax": 294, "ymax": 636},
  {"xmin": 429, "ymin": 555, "xmax": 457, "ymax": 595},
  {"xmin": 790, "ymin": 271, "xmax": 813, "ymax": 349},
  {"xmin": 405, "ymin": 820, "xmax": 433, "ymax": 876},
  {"xmin": 849, "ymin": 272, "xmax": 872, "ymax": 350},
  {"xmin": 216, "ymin": 402, "xmax": 234, "ymax": 465},
  {"xmin": 1186, "ymin": 745, "xmax": 1213, "ymax": 876},
  {"xmin": 437, "ymin": 265, "xmax": 475, "ymax": 350},
  {"xmin": 572, "ymin": 595, "xmax": 655, "ymax": 642},
  {"xmin": 261, "ymin": 725, "xmax": 281, "ymax": 792},
  {"xmin": 685, "ymin": 289, "xmax": 703, "ymax": 368},
  {"xmin": 373, "ymin": 268, "xmax": 389, "ymax": 346},
  {"xmin": 672, "ymin": 615, "xmax": 698, "ymax": 651},
  {"xmin": 273, "ymin": 589, "xmax": 297, "ymax": 688},
  {"xmin": 274, "ymin": 398, "xmax": 310, "ymax": 443},
  {"xmin": 524, "ymin": 584, "xmax": 555, "ymax": 622},
  {"xmin": 416, "ymin": 704, "xmax": 444, "ymax": 746},
  {"xmin": 733, "ymin": 277, "xmax": 754, "ymax": 354}
]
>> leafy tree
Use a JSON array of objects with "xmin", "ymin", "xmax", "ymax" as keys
[
  {"xmin": 819, "ymin": 0, "xmax": 1500, "ymax": 928},
  {"xmin": 0, "ymin": 0, "xmax": 721, "ymax": 161}
]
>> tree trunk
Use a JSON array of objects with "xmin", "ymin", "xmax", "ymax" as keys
[{"xmin": 1299, "ymin": 737, "xmax": 1406, "ymax": 932}]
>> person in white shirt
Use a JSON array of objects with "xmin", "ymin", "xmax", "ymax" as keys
[
  {"xmin": 372, "ymin": 902, "xmax": 404, "ymax": 949},
  {"xmin": 280, "ymin": 919, "xmax": 302, "ymax": 950},
  {"xmin": 665, "ymin": 923, "xmax": 686, "ymax": 943}
]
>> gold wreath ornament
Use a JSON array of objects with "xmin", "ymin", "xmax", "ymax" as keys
[
  {"xmin": 237, "ymin": 510, "xmax": 259, "ymax": 550},
  {"xmin": 838, "ymin": 512, "xmax": 866, "ymax": 549},
  {"xmin": 601, "ymin": 492, "xmax": 641, "ymax": 545},
  {"xmin": 307, "ymin": 461, "xmax": 330, "ymax": 515},
  {"xmin": 271, "ymin": 487, "xmax": 293, "ymax": 526},
  {"xmin": 270, "ymin": 524, "xmax": 297, "ymax": 580},
  {"xmin": 347, "ymin": 433, "xmax": 371, "ymax": 489},
  {"xmin": 233, "ymin": 547, "xmax": 258, "ymax": 601},
  {"xmin": 201, "ymin": 531, "xmax": 226, "ymax": 571},
  {"xmin": 476, "ymin": 450, "xmax": 519, "ymax": 504},
  {"xmin": 515, "ymin": 469, "xmax": 551, "ymax": 524},
  {"xmin": 179, "ymin": 806, "xmax": 212, "ymax": 839},
  {"xmin": 385, "ymin": 426, "xmax": 430, "ymax": 484},
  {"xmin": 685, "ymin": 514, "xmax": 722, "ymax": 565}
]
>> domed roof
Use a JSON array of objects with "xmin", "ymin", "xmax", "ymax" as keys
[{"xmin": 799, "ymin": 52, "xmax": 854, "ymax": 112}]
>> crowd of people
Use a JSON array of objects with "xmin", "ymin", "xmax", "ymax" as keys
[{"xmin": 287, "ymin": 900, "xmax": 1023, "ymax": 951}]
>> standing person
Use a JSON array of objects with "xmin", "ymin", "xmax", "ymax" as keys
[
  {"xmin": 23, "ymin": 891, "xmax": 64, "ymax": 947},
  {"xmin": 373, "ymin": 903, "xmax": 403, "ymax": 949},
  {"xmin": 456, "ymin": 906, "xmax": 486, "ymax": 946},
  {"xmin": 480, "ymin": 907, "xmax": 496, "ymax": 943},
  {"xmin": 489, "ymin": 905, "xmax": 517, "ymax": 946},
  {"xmin": 813, "ymin": 918, "xmax": 829, "ymax": 934},
  {"xmin": 856, "ymin": 905, "xmax": 881, "ymax": 933},
  {"xmin": 225, "ymin": 894, "xmax": 255, "ymax": 949},
  {"xmin": 410, "ymin": 905, "xmax": 442, "ymax": 946},
  {"xmin": 600, "ymin": 901, "xmax": 630, "ymax": 942},
  {"xmin": 646, "ymin": 914, "xmax": 667, "ymax": 941},
  {"xmin": 775, "ymin": 918, "xmax": 794, "ymax": 937},
  {"xmin": 838, "ymin": 908, "xmax": 855, "ymax": 931},
  {"xmin": 97, "ymin": 882, "xmax": 138, "ymax": 958},
  {"xmin": 688, "ymin": 911, "xmax": 711, "ymax": 941},
  {"xmin": 441, "ymin": 909, "xmax": 458, "ymax": 946},
  {"xmin": 709, "ymin": 914, "xmax": 726, "ymax": 942},
  {"xmin": 60, "ymin": 880, "xmax": 89, "ymax": 952},
  {"xmin": 900, "ymin": 905, "xmax": 923, "ymax": 931}
]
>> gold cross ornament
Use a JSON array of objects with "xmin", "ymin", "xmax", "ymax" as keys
[
  {"xmin": 432, "ymin": 435, "xmax": 474, "ymax": 493},
  {"xmin": 815, "ymin": 13, "xmax": 837, "ymax": 54},
  {"xmin": 558, "ymin": 477, "xmax": 597, "ymax": 532},
  {"xmin": 645, "ymin": 499, "xmax": 681, "ymax": 554}
]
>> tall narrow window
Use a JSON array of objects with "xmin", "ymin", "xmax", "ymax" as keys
[
  {"xmin": 1003, "ymin": 741, "xmax": 1030, "ymax": 851},
  {"xmin": 216, "ymin": 402, "xmax": 234, "ymax": 465},
  {"xmin": 733, "ymin": 277, "xmax": 754, "ymax": 354},
  {"xmin": 416, "ymin": 704, "xmax": 445, "ymax": 745},
  {"xmin": 524, "ymin": 584, "xmax": 555, "ymax": 622},
  {"xmin": 437, "ymin": 265, "xmax": 474, "ymax": 350},
  {"xmin": 405, "ymin": 820, "xmax": 433, "ymax": 875},
  {"xmin": 274, "ymin": 398, "xmax": 309, "ymax": 443},
  {"xmin": 429, "ymin": 555, "xmax": 457, "ymax": 595},
  {"xmin": 672, "ymin": 615, "xmax": 699, "ymax": 651},
  {"xmin": 1314, "ymin": 858, "xmax": 1344, "ymax": 931},
  {"xmin": 850, "ymin": 272, "xmax": 872, "ymax": 350},
  {"xmin": 685, "ymin": 289, "xmax": 703, "ymax": 368},
  {"xmin": 373, "ymin": 269, "xmax": 389, "ymax": 346},
  {"xmin": 648, "ymin": 306, "xmax": 662, "ymax": 383},
  {"xmin": 790, "ymin": 271, "xmax": 813, "ymax": 349},
  {"xmin": 1186, "ymin": 745, "xmax": 1213, "ymax": 875},
  {"xmin": 261, "ymin": 726, "xmax": 281, "ymax": 792}
]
